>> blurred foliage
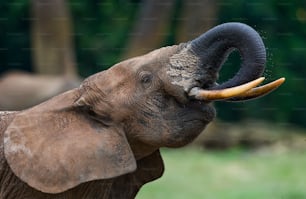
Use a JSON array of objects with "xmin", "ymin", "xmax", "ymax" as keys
[
  {"xmin": 0, "ymin": 0, "xmax": 31, "ymax": 73},
  {"xmin": 70, "ymin": 0, "xmax": 140, "ymax": 77},
  {"xmin": 216, "ymin": 0, "xmax": 306, "ymax": 127},
  {"xmin": 0, "ymin": 0, "xmax": 305, "ymax": 128}
]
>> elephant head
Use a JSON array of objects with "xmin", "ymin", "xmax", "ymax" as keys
[{"xmin": 3, "ymin": 23, "xmax": 284, "ymax": 194}]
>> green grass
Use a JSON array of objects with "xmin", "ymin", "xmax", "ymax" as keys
[{"xmin": 136, "ymin": 148, "xmax": 306, "ymax": 199}]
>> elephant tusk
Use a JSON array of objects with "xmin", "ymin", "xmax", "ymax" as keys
[
  {"xmin": 226, "ymin": 77, "xmax": 285, "ymax": 102},
  {"xmin": 188, "ymin": 77, "xmax": 265, "ymax": 101}
]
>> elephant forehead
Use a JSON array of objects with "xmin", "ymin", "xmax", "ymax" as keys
[{"xmin": 116, "ymin": 46, "xmax": 180, "ymax": 71}]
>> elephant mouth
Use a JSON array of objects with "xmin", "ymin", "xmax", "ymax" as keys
[
  {"xmin": 185, "ymin": 100, "xmax": 215, "ymax": 122},
  {"xmin": 177, "ymin": 77, "xmax": 285, "ymax": 129}
]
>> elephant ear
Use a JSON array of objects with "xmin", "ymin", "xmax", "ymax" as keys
[{"xmin": 3, "ymin": 89, "xmax": 136, "ymax": 194}]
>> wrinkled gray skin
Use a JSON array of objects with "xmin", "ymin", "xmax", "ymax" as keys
[{"xmin": 0, "ymin": 23, "xmax": 266, "ymax": 198}]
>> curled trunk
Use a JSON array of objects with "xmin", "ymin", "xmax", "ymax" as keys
[
  {"xmin": 167, "ymin": 22, "xmax": 284, "ymax": 102},
  {"xmin": 189, "ymin": 22, "xmax": 266, "ymax": 89}
]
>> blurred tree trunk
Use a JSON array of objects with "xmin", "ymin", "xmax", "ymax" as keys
[
  {"xmin": 123, "ymin": 0, "xmax": 176, "ymax": 59},
  {"xmin": 31, "ymin": 0, "xmax": 77, "ymax": 77},
  {"xmin": 176, "ymin": 0, "xmax": 218, "ymax": 42},
  {"xmin": 175, "ymin": 0, "xmax": 218, "ymax": 141}
]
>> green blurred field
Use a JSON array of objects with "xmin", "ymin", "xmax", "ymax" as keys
[{"xmin": 137, "ymin": 148, "xmax": 306, "ymax": 199}]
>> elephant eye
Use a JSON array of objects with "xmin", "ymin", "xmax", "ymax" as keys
[{"xmin": 140, "ymin": 71, "xmax": 153, "ymax": 88}]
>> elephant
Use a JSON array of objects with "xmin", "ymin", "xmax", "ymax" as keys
[
  {"xmin": 0, "ymin": 23, "xmax": 284, "ymax": 199},
  {"xmin": 0, "ymin": 71, "xmax": 81, "ymax": 111}
]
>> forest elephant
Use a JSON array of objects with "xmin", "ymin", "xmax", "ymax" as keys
[
  {"xmin": 0, "ymin": 23, "xmax": 284, "ymax": 198},
  {"xmin": 0, "ymin": 71, "xmax": 81, "ymax": 111}
]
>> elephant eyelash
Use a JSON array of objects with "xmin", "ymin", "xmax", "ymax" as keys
[
  {"xmin": 141, "ymin": 75, "xmax": 152, "ymax": 84},
  {"xmin": 139, "ymin": 71, "xmax": 153, "ymax": 88}
]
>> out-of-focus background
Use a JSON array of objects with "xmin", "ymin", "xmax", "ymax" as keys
[{"xmin": 1, "ymin": 0, "xmax": 305, "ymax": 198}]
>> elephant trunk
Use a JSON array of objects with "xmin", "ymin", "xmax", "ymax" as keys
[
  {"xmin": 167, "ymin": 22, "xmax": 284, "ymax": 102},
  {"xmin": 189, "ymin": 22, "xmax": 266, "ymax": 90}
]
